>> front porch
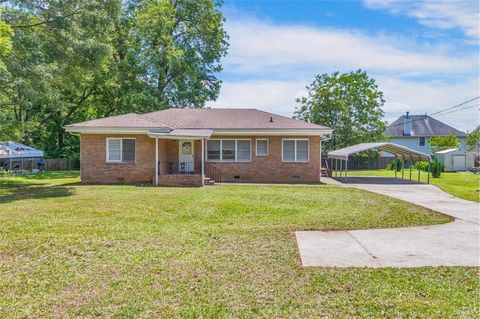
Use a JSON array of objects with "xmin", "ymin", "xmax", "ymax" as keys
[
  {"xmin": 157, "ymin": 161, "xmax": 219, "ymax": 186},
  {"xmin": 149, "ymin": 129, "xmax": 216, "ymax": 186}
]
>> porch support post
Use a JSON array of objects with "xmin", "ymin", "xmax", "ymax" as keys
[
  {"xmin": 155, "ymin": 137, "xmax": 159, "ymax": 186},
  {"xmin": 201, "ymin": 138, "xmax": 205, "ymax": 186},
  {"xmin": 319, "ymin": 136, "xmax": 322, "ymax": 182}
]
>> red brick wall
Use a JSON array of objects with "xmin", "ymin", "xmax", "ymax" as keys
[
  {"xmin": 80, "ymin": 134, "xmax": 321, "ymax": 184},
  {"xmin": 205, "ymin": 136, "xmax": 321, "ymax": 183},
  {"xmin": 80, "ymin": 134, "xmax": 156, "ymax": 184}
]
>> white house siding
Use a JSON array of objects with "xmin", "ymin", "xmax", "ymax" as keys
[{"xmin": 384, "ymin": 137, "xmax": 466, "ymax": 157}]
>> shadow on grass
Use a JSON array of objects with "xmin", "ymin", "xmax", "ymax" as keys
[
  {"xmin": 19, "ymin": 171, "xmax": 80, "ymax": 180},
  {"xmin": 0, "ymin": 179, "xmax": 74, "ymax": 204}
]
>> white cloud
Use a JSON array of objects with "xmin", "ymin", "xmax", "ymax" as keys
[
  {"xmin": 209, "ymin": 13, "xmax": 479, "ymax": 131},
  {"xmin": 207, "ymin": 80, "xmax": 308, "ymax": 117},
  {"xmin": 209, "ymin": 77, "xmax": 480, "ymax": 131},
  {"xmin": 376, "ymin": 76, "xmax": 480, "ymax": 131},
  {"xmin": 223, "ymin": 16, "xmax": 477, "ymax": 77},
  {"xmin": 363, "ymin": 0, "xmax": 480, "ymax": 40}
]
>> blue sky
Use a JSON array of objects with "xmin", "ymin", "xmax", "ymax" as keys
[{"xmin": 207, "ymin": 0, "xmax": 480, "ymax": 131}]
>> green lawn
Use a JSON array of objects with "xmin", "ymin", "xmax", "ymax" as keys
[
  {"xmin": 346, "ymin": 169, "xmax": 480, "ymax": 202},
  {"xmin": 0, "ymin": 172, "xmax": 478, "ymax": 318}
]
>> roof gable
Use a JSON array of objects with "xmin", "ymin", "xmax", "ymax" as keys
[{"xmin": 384, "ymin": 115, "xmax": 466, "ymax": 137}]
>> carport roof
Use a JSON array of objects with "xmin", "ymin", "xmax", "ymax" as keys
[{"xmin": 328, "ymin": 142, "xmax": 431, "ymax": 161}]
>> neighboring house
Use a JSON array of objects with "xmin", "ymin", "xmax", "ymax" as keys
[
  {"xmin": 65, "ymin": 108, "xmax": 332, "ymax": 186},
  {"xmin": 384, "ymin": 112, "xmax": 467, "ymax": 156}
]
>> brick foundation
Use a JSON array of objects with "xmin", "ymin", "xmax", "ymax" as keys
[{"xmin": 158, "ymin": 175, "xmax": 202, "ymax": 186}]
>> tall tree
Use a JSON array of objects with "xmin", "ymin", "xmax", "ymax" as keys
[
  {"xmin": 295, "ymin": 70, "xmax": 386, "ymax": 152},
  {"xmin": 0, "ymin": 0, "xmax": 228, "ymax": 157},
  {"xmin": 0, "ymin": 9, "xmax": 12, "ymax": 73},
  {"xmin": 99, "ymin": 0, "xmax": 228, "ymax": 114}
]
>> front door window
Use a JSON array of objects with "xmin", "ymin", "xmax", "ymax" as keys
[{"xmin": 179, "ymin": 140, "xmax": 194, "ymax": 173}]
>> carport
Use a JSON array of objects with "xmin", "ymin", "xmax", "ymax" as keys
[{"xmin": 327, "ymin": 142, "xmax": 432, "ymax": 183}]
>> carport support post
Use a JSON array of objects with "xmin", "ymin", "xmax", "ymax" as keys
[
  {"xmin": 417, "ymin": 162, "xmax": 420, "ymax": 182},
  {"xmin": 409, "ymin": 156, "xmax": 412, "ymax": 180},
  {"xmin": 394, "ymin": 156, "xmax": 398, "ymax": 179},
  {"xmin": 427, "ymin": 160, "xmax": 431, "ymax": 184},
  {"xmin": 344, "ymin": 158, "xmax": 348, "ymax": 182},
  {"xmin": 339, "ymin": 160, "xmax": 342, "ymax": 178},
  {"xmin": 401, "ymin": 157, "xmax": 405, "ymax": 180}
]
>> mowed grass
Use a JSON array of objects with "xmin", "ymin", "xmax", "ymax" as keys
[
  {"xmin": 347, "ymin": 169, "xmax": 480, "ymax": 202},
  {"xmin": 0, "ymin": 172, "xmax": 478, "ymax": 318}
]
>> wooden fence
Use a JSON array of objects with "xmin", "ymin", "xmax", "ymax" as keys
[
  {"xmin": 44, "ymin": 158, "xmax": 75, "ymax": 171},
  {"xmin": 3, "ymin": 157, "xmax": 76, "ymax": 171},
  {"xmin": 323, "ymin": 157, "xmax": 392, "ymax": 170}
]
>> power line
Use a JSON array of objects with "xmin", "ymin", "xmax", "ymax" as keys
[
  {"xmin": 385, "ymin": 97, "xmax": 480, "ymax": 128},
  {"xmin": 430, "ymin": 96, "xmax": 479, "ymax": 116},
  {"xmin": 431, "ymin": 103, "xmax": 479, "ymax": 117}
]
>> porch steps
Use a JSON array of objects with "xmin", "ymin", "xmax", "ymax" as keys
[
  {"xmin": 320, "ymin": 168, "xmax": 331, "ymax": 178},
  {"xmin": 203, "ymin": 177, "xmax": 215, "ymax": 185}
]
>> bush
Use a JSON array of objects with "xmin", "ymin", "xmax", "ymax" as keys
[
  {"xmin": 414, "ymin": 161, "xmax": 429, "ymax": 172},
  {"xmin": 0, "ymin": 167, "xmax": 12, "ymax": 177},
  {"xmin": 387, "ymin": 158, "xmax": 403, "ymax": 171},
  {"xmin": 429, "ymin": 159, "xmax": 443, "ymax": 178}
]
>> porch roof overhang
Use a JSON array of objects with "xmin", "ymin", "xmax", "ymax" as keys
[
  {"xmin": 148, "ymin": 128, "xmax": 213, "ymax": 140},
  {"xmin": 328, "ymin": 142, "xmax": 431, "ymax": 161}
]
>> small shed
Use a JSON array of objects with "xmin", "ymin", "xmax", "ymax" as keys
[
  {"xmin": 0, "ymin": 141, "xmax": 44, "ymax": 172},
  {"xmin": 435, "ymin": 148, "xmax": 474, "ymax": 172}
]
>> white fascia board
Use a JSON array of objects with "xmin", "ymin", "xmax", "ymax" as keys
[
  {"xmin": 211, "ymin": 129, "xmax": 333, "ymax": 136},
  {"xmin": 64, "ymin": 127, "xmax": 170, "ymax": 134},
  {"xmin": 147, "ymin": 134, "xmax": 206, "ymax": 140}
]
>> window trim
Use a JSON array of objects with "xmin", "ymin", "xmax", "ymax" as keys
[
  {"xmin": 206, "ymin": 139, "xmax": 252, "ymax": 162},
  {"xmin": 256, "ymin": 138, "xmax": 269, "ymax": 157},
  {"xmin": 282, "ymin": 138, "xmax": 310, "ymax": 163},
  {"xmin": 419, "ymin": 137, "xmax": 426, "ymax": 147},
  {"xmin": 106, "ymin": 138, "xmax": 136, "ymax": 163}
]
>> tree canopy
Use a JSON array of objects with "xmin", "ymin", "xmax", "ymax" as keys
[
  {"xmin": 0, "ymin": 0, "xmax": 228, "ymax": 157},
  {"xmin": 429, "ymin": 134, "xmax": 460, "ymax": 153},
  {"xmin": 295, "ymin": 70, "xmax": 386, "ymax": 153},
  {"xmin": 466, "ymin": 129, "xmax": 480, "ymax": 151}
]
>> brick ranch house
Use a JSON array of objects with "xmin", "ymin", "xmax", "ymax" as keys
[{"xmin": 65, "ymin": 108, "xmax": 333, "ymax": 186}]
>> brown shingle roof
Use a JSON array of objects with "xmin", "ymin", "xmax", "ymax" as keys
[
  {"xmin": 142, "ymin": 108, "xmax": 329, "ymax": 130},
  {"xmin": 65, "ymin": 113, "xmax": 169, "ymax": 128},
  {"xmin": 66, "ymin": 108, "xmax": 331, "ymax": 131}
]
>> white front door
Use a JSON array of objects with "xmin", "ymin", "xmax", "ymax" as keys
[{"xmin": 179, "ymin": 140, "xmax": 194, "ymax": 173}]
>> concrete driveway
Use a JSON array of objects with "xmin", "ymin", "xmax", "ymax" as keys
[{"xmin": 296, "ymin": 178, "xmax": 479, "ymax": 267}]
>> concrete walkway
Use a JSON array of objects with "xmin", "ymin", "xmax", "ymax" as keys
[{"xmin": 296, "ymin": 177, "xmax": 480, "ymax": 267}]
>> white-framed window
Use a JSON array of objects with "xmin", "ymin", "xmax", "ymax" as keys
[
  {"xmin": 419, "ymin": 137, "xmax": 426, "ymax": 147},
  {"xmin": 256, "ymin": 139, "xmax": 268, "ymax": 156},
  {"xmin": 106, "ymin": 138, "xmax": 136, "ymax": 163},
  {"xmin": 206, "ymin": 139, "xmax": 251, "ymax": 162},
  {"xmin": 282, "ymin": 139, "xmax": 309, "ymax": 162}
]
